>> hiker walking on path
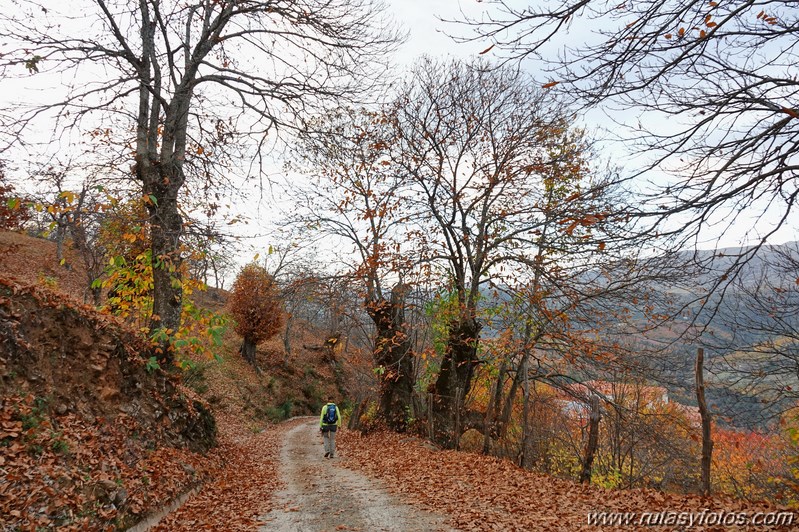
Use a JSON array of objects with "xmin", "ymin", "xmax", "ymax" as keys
[{"xmin": 319, "ymin": 399, "xmax": 341, "ymax": 458}]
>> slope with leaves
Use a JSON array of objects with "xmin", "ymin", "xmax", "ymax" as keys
[
  {"xmin": 151, "ymin": 414, "xmax": 286, "ymax": 531},
  {"xmin": 339, "ymin": 430, "xmax": 794, "ymax": 531},
  {"xmin": 0, "ymin": 278, "xmax": 218, "ymax": 530},
  {"xmin": 0, "ymin": 230, "xmax": 87, "ymax": 300}
]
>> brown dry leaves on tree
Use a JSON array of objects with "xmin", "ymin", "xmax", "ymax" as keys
[
  {"xmin": 228, "ymin": 263, "xmax": 283, "ymax": 365},
  {"xmin": 338, "ymin": 430, "xmax": 792, "ymax": 531},
  {"xmin": 229, "ymin": 263, "xmax": 283, "ymax": 343}
]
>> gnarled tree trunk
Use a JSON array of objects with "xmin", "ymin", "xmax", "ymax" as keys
[
  {"xmin": 140, "ymin": 160, "xmax": 185, "ymax": 367},
  {"xmin": 431, "ymin": 316, "xmax": 481, "ymax": 448},
  {"xmin": 240, "ymin": 337, "xmax": 257, "ymax": 367},
  {"xmin": 367, "ymin": 283, "xmax": 414, "ymax": 432}
]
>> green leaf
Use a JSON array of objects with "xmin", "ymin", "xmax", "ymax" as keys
[
  {"xmin": 24, "ymin": 55, "xmax": 43, "ymax": 73},
  {"xmin": 209, "ymin": 325, "xmax": 226, "ymax": 346},
  {"xmin": 150, "ymin": 328, "xmax": 170, "ymax": 343},
  {"xmin": 145, "ymin": 356, "xmax": 161, "ymax": 373}
]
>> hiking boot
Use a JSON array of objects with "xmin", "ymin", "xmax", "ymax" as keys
[{"xmin": 324, "ymin": 452, "xmax": 330, "ymax": 458}]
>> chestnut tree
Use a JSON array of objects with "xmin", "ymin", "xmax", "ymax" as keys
[{"xmin": 229, "ymin": 263, "xmax": 283, "ymax": 367}]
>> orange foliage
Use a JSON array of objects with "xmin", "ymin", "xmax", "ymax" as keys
[
  {"xmin": 713, "ymin": 427, "xmax": 793, "ymax": 504},
  {"xmin": 340, "ymin": 429, "xmax": 787, "ymax": 531},
  {"xmin": 228, "ymin": 263, "xmax": 283, "ymax": 346}
]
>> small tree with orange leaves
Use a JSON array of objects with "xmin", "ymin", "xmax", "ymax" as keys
[{"xmin": 229, "ymin": 263, "xmax": 283, "ymax": 367}]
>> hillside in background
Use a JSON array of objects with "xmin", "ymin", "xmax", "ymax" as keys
[
  {"xmin": 554, "ymin": 241, "xmax": 799, "ymax": 430},
  {"xmin": 670, "ymin": 243, "xmax": 799, "ymax": 429}
]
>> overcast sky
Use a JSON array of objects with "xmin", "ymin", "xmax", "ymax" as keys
[
  {"xmin": 1, "ymin": 0, "xmax": 795, "ymax": 280},
  {"xmin": 234, "ymin": 0, "xmax": 504, "ymax": 267},
  {"xmin": 386, "ymin": 0, "xmax": 486, "ymax": 65}
]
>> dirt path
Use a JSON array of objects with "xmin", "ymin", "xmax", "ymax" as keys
[{"xmin": 260, "ymin": 417, "xmax": 456, "ymax": 532}]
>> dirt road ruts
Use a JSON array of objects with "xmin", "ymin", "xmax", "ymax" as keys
[{"xmin": 260, "ymin": 417, "xmax": 455, "ymax": 531}]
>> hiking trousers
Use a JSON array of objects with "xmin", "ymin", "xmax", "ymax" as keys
[{"xmin": 322, "ymin": 426, "xmax": 337, "ymax": 457}]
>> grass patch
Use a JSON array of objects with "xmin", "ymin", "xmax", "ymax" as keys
[{"xmin": 263, "ymin": 398, "xmax": 293, "ymax": 422}]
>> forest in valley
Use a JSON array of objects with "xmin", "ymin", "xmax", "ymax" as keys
[{"xmin": 1, "ymin": 0, "xmax": 798, "ymax": 529}]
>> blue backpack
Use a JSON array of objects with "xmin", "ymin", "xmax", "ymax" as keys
[{"xmin": 323, "ymin": 403, "xmax": 337, "ymax": 424}]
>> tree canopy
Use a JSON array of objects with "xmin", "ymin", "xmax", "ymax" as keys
[
  {"xmin": 453, "ymin": 0, "xmax": 798, "ymax": 253},
  {"xmin": 0, "ymin": 0, "xmax": 400, "ymax": 364},
  {"xmin": 229, "ymin": 262, "xmax": 283, "ymax": 367}
]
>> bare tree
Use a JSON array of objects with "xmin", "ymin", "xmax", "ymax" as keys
[
  {"xmin": 286, "ymin": 108, "xmax": 416, "ymax": 430},
  {"xmin": 0, "ymin": 0, "xmax": 400, "ymax": 365},
  {"xmin": 183, "ymin": 219, "xmax": 236, "ymax": 290},
  {"xmin": 391, "ymin": 58, "xmax": 630, "ymax": 447},
  {"xmin": 451, "ymin": 0, "xmax": 799, "ymax": 310},
  {"xmin": 27, "ymin": 162, "xmax": 115, "ymax": 304}
]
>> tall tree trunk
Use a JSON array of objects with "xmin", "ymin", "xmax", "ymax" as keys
[
  {"xmin": 696, "ymin": 347, "xmax": 713, "ymax": 496},
  {"xmin": 494, "ymin": 345, "xmax": 536, "ymax": 443},
  {"xmin": 519, "ymin": 353, "xmax": 534, "ymax": 469},
  {"xmin": 366, "ymin": 283, "xmax": 414, "ymax": 432},
  {"xmin": 55, "ymin": 222, "xmax": 66, "ymax": 264},
  {"xmin": 67, "ymin": 187, "xmax": 102, "ymax": 306},
  {"xmin": 482, "ymin": 359, "xmax": 507, "ymax": 454},
  {"xmin": 493, "ymin": 323, "xmax": 544, "ymax": 444},
  {"xmin": 134, "ymin": 3, "xmax": 193, "ymax": 368},
  {"xmin": 580, "ymin": 395, "xmax": 601, "ymax": 484},
  {"xmin": 142, "ymin": 162, "xmax": 184, "ymax": 367},
  {"xmin": 431, "ymin": 316, "xmax": 481, "ymax": 448}
]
